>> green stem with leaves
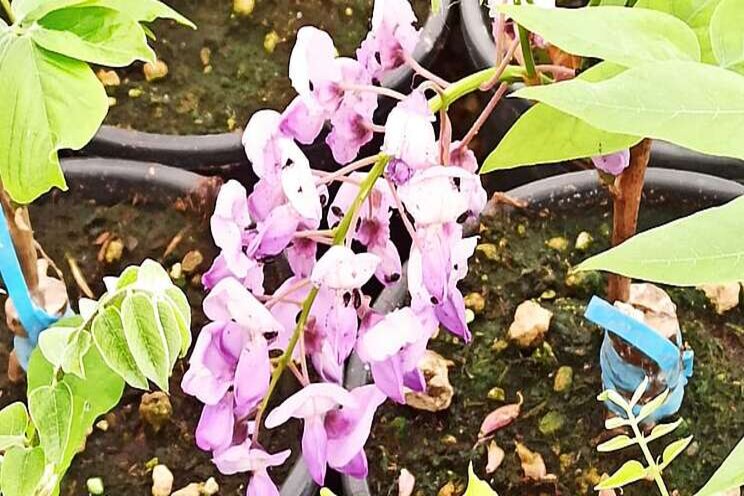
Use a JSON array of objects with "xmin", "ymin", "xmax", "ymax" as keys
[
  {"xmin": 625, "ymin": 408, "xmax": 671, "ymax": 496},
  {"xmin": 1, "ymin": 0, "xmax": 14, "ymax": 23}
]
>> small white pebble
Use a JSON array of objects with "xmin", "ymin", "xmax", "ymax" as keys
[
  {"xmin": 202, "ymin": 477, "xmax": 219, "ymax": 495},
  {"xmin": 152, "ymin": 465, "xmax": 174, "ymax": 496},
  {"xmin": 87, "ymin": 477, "xmax": 104, "ymax": 495}
]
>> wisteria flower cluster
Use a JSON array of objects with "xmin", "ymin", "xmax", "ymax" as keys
[{"xmin": 181, "ymin": 0, "xmax": 488, "ymax": 494}]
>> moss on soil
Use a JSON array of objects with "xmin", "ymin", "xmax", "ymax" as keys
[
  {"xmin": 104, "ymin": 0, "xmax": 430, "ymax": 135},
  {"xmin": 368, "ymin": 192, "xmax": 744, "ymax": 496}
]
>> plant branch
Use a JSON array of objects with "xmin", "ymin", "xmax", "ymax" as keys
[
  {"xmin": 607, "ymin": 138, "xmax": 652, "ymax": 302},
  {"xmin": 458, "ymin": 82, "xmax": 509, "ymax": 149},
  {"xmin": 513, "ymin": 0, "xmax": 538, "ymax": 81},
  {"xmin": 403, "ymin": 51, "xmax": 451, "ymax": 88},
  {"xmin": 626, "ymin": 408, "xmax": 671, "ymax": 496}
]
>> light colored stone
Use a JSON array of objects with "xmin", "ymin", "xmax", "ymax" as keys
[
  {"xmin": 699, "ymin": 283, "xmax": 740, "ymax": 314},
  {"xmin": 144, "ymin": 59, "xmax": 169, "ymax": 82},
  {"xmin": 508, "ymin": 300, "xmax": 552, "ymax": 348},
  {"xmin": 516, "ymin": 442, "xmax": 547, "ymax": 480},
  {"xmin": 398, "ymin": 469, "xmax": 415, "ymax": 496},
  {"xmin": 618, "ymin": 283, "xmax": 680, "ymax": 340},
  {"xmin": 405, "ymin": 351, "xmax": 454, "ymax": 412},
  {"xmin": 152, "ymin": 465, "xmax": 173, "ymax": 496},
  {"xmin": 139, "ymin": 392, "xmax": 173, "ymax": 432},
  {"xmin": 464, "ymin": 292, "xmax": 486, "ymax": 313},
  {"xmin": 202, "ymin": 478, "xmax": 219, "ymax": 495},
  {"xmin": 172, "ymin": 484, "xmax": 201, "ymax": 496},
  {"xmin": 575, "ymin": 231, "xmax": 593, "ymax": 251},
  {"xmin": 233, "ymin": 0, "xmax": 255, "ymax": 16}
]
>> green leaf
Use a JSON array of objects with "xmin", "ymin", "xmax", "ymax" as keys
[
  {"xmin": 660, "ymin": 436, "xmax": 693, "ymax": 470},
  {"xmin": 648, "ymin": 419, "xmax": 684, "ymax": 443},
  {"xmin": 636, "ymin": 0, "xmax": 723, "ymax": 63},
  {"xmin": 598, "ymin": 389, "xmax": 629, "ymax": 410},
  {"xmin": 694, "ymin": 436, "xmax": 744, "ymax": 496},
  {"xmin": 578, "ymin": 196, "xmax": 744, "ymax": 285},
  {"xmin": 0, "ymin": 403, "xmax": 30, "ymax": 451},
  {"xmin": 630, "ymin": 376, "xmax": 649, "ymax": 407},
  {"xmin": 638, "ymin": 389, "xmax": 670, "ymax": 423},
  {"xmin": 482, "ymin": 63, "xmax": 641, "ymax": 172},
  {"xmin": 31, "ymin": 5, "xmax": 155, "ymax": 66},
  {"xmin": 463, "ymin": 462, "xmax": 499, "ymax": 496},
  {"xmin": 709, "ymin": 0, "xmax": 744, "ymax": 73},
  {"xmin": 121, "ymin": 291, "xmax": 170, "ymax": 390},
  {"xmin": 165, "ymin": 286, "xmax": 191, "ymax": 355},
  {"xmin": 91, "ymin": 0, "xmax": 195, "ymax": 28},
  {"xmin": 156, "ymin": 297, "xmax": 181, "ymax": 368},
  {"xmin": 115, "ymin": 265, "xmax": 140, "ymax": 290},
  {"xmin": 92, "ymin": 306, "xmax": 148, "ymax": 389},
  {"xmin": 595, "ymin": 460, "xmax": 649, "ymax": 490},
  {"xmin": 597, "ymin": 434, "xmax": 637, "ymax": 452},
  {"xmin": 38, "ymin": 327, "xmax": 91, "ymax": 378},
  {"xmin": 605, "ymin": 416, "xmax": 630, "ymax": 430},
  {"xmin": 28, "ymin": 382, "xmax": 73, "ymax": 464},
  {"xmin": 498, "ymin": 4, "xmax": 700, "ymax": 67},
  {"xmin": 0, "ymin": 446, "xmax": 46, "ymax": 496},
  {"xmin": 0, "ymin": 37, "xmax": 107, "ymax": 203},
  {"xmin": 137, "ymin": 258, "xmax": 173, "ymax": 293},
  {"xmin": 27, "ymin": 346, "xmax": 124, "ymax": 484},
  {"xmin": 515, "ymin": 61, "xmax": 744, "ymax": 161}
]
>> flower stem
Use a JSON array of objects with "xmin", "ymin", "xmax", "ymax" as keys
[
  {"xmin": 403, "ymin": 51, "xmax": 451, "ymax": 88},
  {"xmin": 429, "ymin": 65, "xmax": 525, "ymax": 110},
  {"xmin": 513, "ymin": 0, "xmax": 538, "ymax": 82},
  {"xmin": 459, "ymin": 82, "xmax": 509, "ymax": 149},
  {"xmin": 254, "ymin": 155, "xmax": 391, "ymax": 441},
  {"xmin": 1, "ymin": 0, "xmax": 14, "ymax": 23},
  {"xmin": 341, "ymin": 83, "xmax": 407, "ymax": 101}
]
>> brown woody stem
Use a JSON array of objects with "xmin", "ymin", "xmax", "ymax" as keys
[
  {"xmin": 0, "ymin": 189, "xmax": 39, "ymax": 291},
  {"xmin": 607, "ymin": 138, "xmax": 652, "ymax": 303}
]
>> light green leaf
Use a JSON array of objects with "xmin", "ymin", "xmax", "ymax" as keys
[
  {"xmin": 92, "ymin": 306, "xmax": 148, "ymax": 389},
  {"xmin": 165, "ymin": 286, "xmax": 191, "ymax": 355},
  {"xmin": 0, "ymin": 446, "xmax": 46, "ymax": 496},
  {"xmin": 578, "ymin": 196, "xmax": 744, "ymax": 285},
  {"xmin": 0, "ymin": 37, "xmax": 107, "ymax": 203},
  {"xmin": 515, "ymin": 61, "xmax": 744, "ymax": 161},
  {"xmin": 598, "ymin": 389, "xmax": 629, "ymax": 410},
  {"xmin": 648, "ymin": 419, "xmax": 684, "ymax": 443},
  {"xmin": 62, "ymin": 330, "xmax": 92, "ymax": 377},
  {"xmin": 694, "ymin": 436, "xmax": 744, "ymax": 496},
  {"xmin": 595, "ymin": 460, "xmax": 649, "ymax": 490},
  {"xmin": 27, "ymin": 346, "xmax": 124, "ymax": 483},
  {"xmin": 463, "ymin": 462, "xmax": 499, "ymax": 495},
  {"xmin": 636, "ymin": 0, "xmax": 723, "ymax": 63},
  {"xmin": 31, "ymin": 5, "xmax": 155, "ymax": 66},
  {"xmin": 638, "ymin": 389, "xmax": 670, "ymax": 423},
  {"xmin": 597, "ymin": 434, "xmax": 636, "ymax": 452},
  {"xmin": 660, "ymin": 436, "xmax": 693, "ymax": 470},
  {"xmin": 121, "ymin": 291, "xmax": 170, "ymax": 391},
  {"xmin": 0, "ymin": 403, "xmax": 29, "ymax": 451},
  {"xmin": 482, "ymin": 62, "xmax": 641, "ymax": 172},
  {"xmin": 91, "ymin": 0, "xmax": 195, "ymax": 28},
  {"xmin": 499, "ymin": 4, "xmax": 700, "ymax": 67},
  {"xmin": 156, "ymin": 297, "xmax": 181, "ymax": 368},
  {"xmin": 28, "ymin": 382, "xmax": 73, "ymax": 464},
  {"xmin": 137, "ymin": 258, "xmax": 173, "ymax": 293},
  {"xmin": 12, "ymin": 0, "xmax": 84, "ymax": 23},
  {"xmin": 709, "ymin": 0, "xmax": 744, "ymax": 73},
  {"xmin": 116, "ymin": 265, "xmax": 140, "ymax": 289},
  {"xmin": 630, "ymin": 376, "xmax": 649, "ymax": 407},
  {"xmin": 38, "ymin": 326, "xmax": 77, "ymax": 370},
  {"xmin": 605, "ymin": 416, "xmax": 630, "ymax": 430}
]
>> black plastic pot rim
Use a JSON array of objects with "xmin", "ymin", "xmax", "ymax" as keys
[
  {"xmin": 340, "ymin": 167, "xmax": 744, "ymax": 496},
  {"xmin": 58, "ymin": 158, "xmax": 316, "ymax": 496},
  {"xmin": 84, "ymin": 1, "xmax": 453, "ymax": 170}
]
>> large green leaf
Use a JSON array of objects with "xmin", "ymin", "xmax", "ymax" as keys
[
  {"xmin": 578, "ymin": 196, "xmax": 744, "ymax": 285},
  {"xmin": 31, "ymin": 5, "xmax": 155, "ymax": 66},
  {"xmin": 165, "ymin": 286, "xmax": 192, "ymax": 355},
  {"xmin": 709, "ymin": 0, "xmax": 744, "ymax": 73},
  {"xmin": 499, "ymin": 4, "xmax": 700, "ymax": 67},
  {"xmin": 0, "ymin": 37, "xmax": 107, "ymax": 203},
  {"xmin": 37, "ymin": 326, "xmax": 91, "ymax": 378},
  {"xmin": 0, "ymin": 446, "xmax": 46, "ymax": 496},
  {"xmin": 16, "ymin": 0, "xmax": 194, "ymax": 27},
  {"xmin": 636, "ymin": 0, "xmax": 723, "ymax": 63},
  {"xmin": 28, "ymin": 382, "xmax": 73, "ymax": 464},
  {"xmin": 92, "ymin": 306, "xmax": 149, "ymax": 389},
  {"xmin": 121, "ymin": 291, "xmax": 170, "ymax": 390},
  {"xmin": 515, "ymin": 61, "xmax": 744, "ymax": 161},
  {"xmin": 482, "ymin": 63, "xmax": 641, "ymax": 172},
  {"xmin": 0, "ymin": 403, "xmax": 30, "ymax": 451},
  {"xmin": 695, "ymin": 436, "xmax": 744, "ymax": 496}
]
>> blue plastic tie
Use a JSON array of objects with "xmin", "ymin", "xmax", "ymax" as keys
[
  {"xmin": 585, "ymin": 296, "xmax": 680, "ymax": 371},
  {"xmin": 0, "ymin": 209, "xmax": 59, "ymax": 367},
  {"xmin": 585, "ymin": 296, "xmax": 694, "ymax": 422}
]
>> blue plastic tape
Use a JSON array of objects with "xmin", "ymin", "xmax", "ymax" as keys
[
  {"xmin": 586, "ymin": 296, "xmax": 693, "ymax": 422},
  {"xmin": 0, "ymin": 210, "xmax": 59, "ymax": 367}
]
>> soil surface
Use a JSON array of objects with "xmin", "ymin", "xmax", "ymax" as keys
[
  {"xmin": 103, "ymin": 0, "xmax": 430, "ymax": 135},
  {"xmin": 0, "ymin": 188, "xmax": 300, "ymax": 495},
  {"xmin": 367, "ymin": 190, "xmax": 744, "ymax": 495}
]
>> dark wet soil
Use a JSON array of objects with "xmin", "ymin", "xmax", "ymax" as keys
[
  {"xmin": 0, "ymin": 185, "xmax": 300, "ymax": 495},
  {"xmin": 103, "ymin": 0, "xmax": 430, "ymax": 135},
  {"xmin": 367, "ymin": 189, "xmax": 744, "ymax": 496}
]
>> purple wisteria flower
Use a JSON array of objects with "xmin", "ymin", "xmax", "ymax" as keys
[
  {"xmin": 182, "ymin": 1, "xmax": 489, "ymax": 493},
  {"xmin": 592, "ymin": 149, "xmax": 631, "ymax": 176}
]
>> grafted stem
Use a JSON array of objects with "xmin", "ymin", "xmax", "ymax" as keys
[{"xmin": 607, "ymin": 139, "xmax": 652, "ymax": 303}]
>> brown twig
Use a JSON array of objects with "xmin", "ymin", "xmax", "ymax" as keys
[
  {"xmin": 607, "ymin": 139, "xmax": 652, "ymax": 303},
  {"xmin": 65, "ymin": 253, "xmax": 95, "ymax": 299}
]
